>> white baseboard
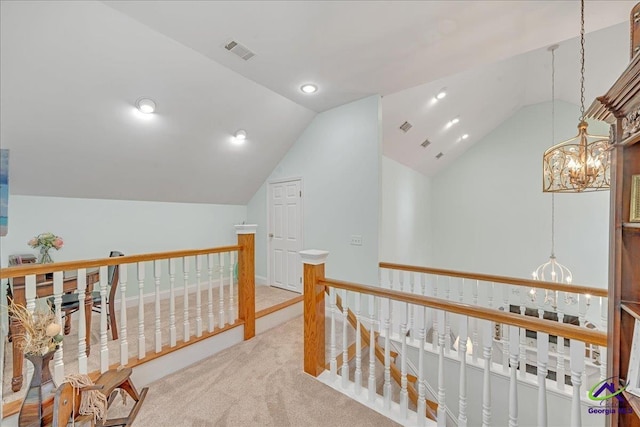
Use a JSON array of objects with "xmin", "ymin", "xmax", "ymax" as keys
[{"xmin": 255, "ymin": 275, "xmax": 268, "ymax": 285}]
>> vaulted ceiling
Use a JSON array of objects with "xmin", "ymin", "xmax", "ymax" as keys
[{"xmin": 0, "ymin": 1, "xmax": 634, "ymax": 203}]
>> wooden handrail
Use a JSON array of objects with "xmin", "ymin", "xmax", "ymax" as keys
[
  {"xmin": 379, "ymin": 262, "xmax": 607, "ymax": 298},
  {"xmin": 320, "ymin": 278, "xmax": 607, "ymax": 347},
  {"xmin": 0, "ymin": 245, "xmax": 242, "ymax": 279}
]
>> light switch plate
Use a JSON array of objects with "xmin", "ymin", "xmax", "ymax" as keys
[{"xmin": 350, "ymin": 235, "xmax": 362, "ymax": 246}]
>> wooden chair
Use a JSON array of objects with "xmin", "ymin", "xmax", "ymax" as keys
[
  {"xmin": 49, "ymin": 251, "xmax": 124, "ymax": 340},
  {"xmin": 52, "ymin": 367, "xmax": 148, "ymax": 427}
]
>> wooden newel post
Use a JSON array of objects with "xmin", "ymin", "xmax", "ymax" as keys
[
  {"xmin": 235, "ymin": 224, "xmax": 257, "ymax": 340},
  {"xmin": 300, "ymin": 250, "xmax": 329, "ymax": 377}
]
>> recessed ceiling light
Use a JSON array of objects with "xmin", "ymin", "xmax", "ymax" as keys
[
  {"xmin": 461, "ymin": 133, "xmax": 469, "ymax": 140},
  {"xmin": 435, "ymin": 89, "xmax": 447, "ymax": 100},
  {"xmin": 234, "ymin": 129, "xmax": 247, "ymax": 143},
  {"xmin": 136, "ymin": 98, "xmax": 156, "ymax": 114},
  {"xmin": 300, "ymin": 84, "xmax": 318, "ymax": 94},
  {"xmin": 451, "ymin": 117, "xmax": 460, "ymax": 125}
]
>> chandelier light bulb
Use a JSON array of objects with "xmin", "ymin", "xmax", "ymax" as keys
[{"xmin": 136, "ymin": 98, "xmax": 156, "ymax": 114}]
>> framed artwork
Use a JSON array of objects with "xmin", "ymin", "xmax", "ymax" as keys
[
  {"xmin": 631, "ymin": 175, "xmax": 640, "ymax": 223},
  {"xmin": 627, "ymin": 318, "xmax": 640, "ymax": 397},
  {"xmin": 0, "ymin": 149, "xmax": 8, "ymax": 236}
]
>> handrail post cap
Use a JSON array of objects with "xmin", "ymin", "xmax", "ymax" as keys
[
  {"xmin": 234, "ymin": 224, "xmax": 258, "ymax": 235},
  {"xmin": 300, "ymin": 250, "xmax": 329, "ymax": 265}
]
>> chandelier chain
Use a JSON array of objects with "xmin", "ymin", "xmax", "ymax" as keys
[
  {"xmin": 579, "ymin": 0, "xmax": 586, "ymax": 121},
  {"xmin": 551, "ymin": 46, "xmax": 556, "ymax": 257}
]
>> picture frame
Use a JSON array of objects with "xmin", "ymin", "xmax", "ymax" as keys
[
  {"xmin": 631, "ymin": 175, "xmax": 640, "ymax": 223},
  {"xmin": 627, "ymin": 318, "xmax": 640, "ymax": 397}
]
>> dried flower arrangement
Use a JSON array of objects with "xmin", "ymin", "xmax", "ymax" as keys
[{"xmin": 8, "ymin": 299, "xmax": 63, "ymax": 355}]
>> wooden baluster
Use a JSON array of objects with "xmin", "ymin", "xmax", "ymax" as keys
[
  {"xmin": 153, "ymin": 261, "xmax": 162, "ymax": 353},
  {"xmin": 195, "ymin": 255, "xmax": 203, "ymax": 337},
  {"xmin": 416, "ymin": 304, "xmax": 427, "ymax": 427},
  {"xmin": 355, "ymin": 292, "xmax": 363, "ymax": 395},
  {"xmin": 53, "ymin": 271, "xmax": 66, "ymax": 382},
  {"xmin": 168, "ymin": 258, "xmax": 177, "ymax": 347},
  {"xmin": 183, "ymin": 257, "xmax": 190, "ymax": 342},
  {"xmin": 229, "ymin": 251, "xmax": 235, "ymax": 323},
  {"xmin": 383, "ymin": 295, "xmax": 392, "ymax": 409},
  {"xmin": 481, "ymin": 320, "xmax": 493, "ymax": 427},
  {"xmin": 508, "ymin": 326, "xmax": 520, "ymax": 427},
  {"xmin": 137, "ymin": 262, "xmax": 146, "ymax": 359},
  {"xmin": 537, "ymin": 330, "xmax": 549, "ymax": 427},
  {"xmin": 119, "ymin": 265, "xmax": 128, "ymax": 366},
  {"xmin": 570, "ymin": 341, "xmax": 586, "ymax": 427},
  {"xmin": 341, "ymin": 289, "xmax": 350, "ymax": 390},
  {"xmin": 472, "ymin": 280, "xmax": 479, "ymax": 364},
  {"xmin": 600, "ymin": 296, "xmax": 607, "ymax": 381},
  {"xmin": 330, "ymin": 286, "xmax": 337, "ymax": 380},
  {"xmin": 218, "ymin": 253, "xmax": 225, "ymax": 328},
  {"xmin": 437, "ymin": 310, "xmax": 446, "ymax": 427},
  {"xmin": 207, "ymin": 254, "xmax": 215, "ymax": 332},
  {"xmin": 368, "ymin": 295, "xmax": 377, "ymax": 403},
  {"xmin": 557, "ymin": 294, "xmax": 566, "ymax": 391},
  {"xmin": 400, "ymin": 302, "xmax": 409, "ymax": 419},
  {"xmin": 445, "ymin": 277, "xmax": 451, "ymax": 355},
  {"xmin": 458, "ymin": 315, "xmax": 468, "ymax": 427},
  {"xmin": 76, "ymin": 268, "xmax": 88, "ymax": 374}
]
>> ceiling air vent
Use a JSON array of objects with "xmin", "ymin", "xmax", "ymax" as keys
[
  {"xmin": 420, "ymin": 138, "xmax": 431, "ymax": 148},
  {"xmin": 224, "ymin": 40, "xmax": 255, "ymax": 61},
  {"xmin": 399, "ymin": 121, "xmax": 413, "ymax": 133},
  {"xmin": 435, "ymin": 152, "xmax": 444, "ymax": 159}
]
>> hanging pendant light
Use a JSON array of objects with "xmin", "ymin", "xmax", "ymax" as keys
[
  {"xmin": 531, "ymin": 45, "xmax": 575, "ymax": 308},
  {"xmin": 542, "ymin": 0, "xmax": 610, "ymax": 193}
]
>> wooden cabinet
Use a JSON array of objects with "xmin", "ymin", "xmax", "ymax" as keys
[{"xmin": 587, "ymin": 4, "xmax": 640, "ymax": 426}]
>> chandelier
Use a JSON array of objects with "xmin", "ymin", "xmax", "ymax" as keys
[
  {"xmin": 542, "ymin": 0, "xmax": 610, "ymax": 193},
  {"xmin": 531, "ymin": 45, "xmax": 575, "ymax": 308}
]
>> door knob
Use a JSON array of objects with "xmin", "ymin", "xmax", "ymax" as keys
[{"xmin": 269, "ymin": 233, "xmax": 274, "ymax": 238}]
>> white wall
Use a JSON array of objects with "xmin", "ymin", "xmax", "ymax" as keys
[
  {"xmin": 380, "ymin": 156, "xmax": 432, "ymax": 265},
  {"xmin": 0, "ymin": 195, "xmax": 246, "ymax": 267},
  {"xmin": 247, "ymin": 95, "xmax": 381, "ymax": 286},
  {"xmin": 431, "ymin": 101, "xmax": 609, "ymax": 288}
]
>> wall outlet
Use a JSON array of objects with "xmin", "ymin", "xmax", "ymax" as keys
[{"xmin": 350, "ymin": 235, "xmax": 362, "ymax": 246}]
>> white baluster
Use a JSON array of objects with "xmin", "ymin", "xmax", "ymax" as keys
[
  {"xmin": 25, "ymin": 275, "xmax": 37, "ymax": 382},
  {"xmin": 229, "ymin": 252, "xmax": 235, "ymax": 323},
  {"xmin": 502, "ymin": 284, "xmax": 510, "ymax": 373},
  {"xmin": 137, "ymin": 262, "xmax": 146, "ymax": 359},
  {"xmin": 169, "ymin": 258, "xmax": 177, "ymax": 347},
  {"xmin": 433, "ymin": 276, "xmax": 439, "ymax": 352},
  {"xmin": 77, "ymin": 268, "xmax": 88, "ymax": 374},
  {"xmin": 400, "ymin": 302, "xmax": 409, "ymax": 419},
  {"xmin": 153, "ymin": 261, "xmax": 162, "ymax": 353},
  {"xmin": 537, "ymin": 330, "xmax": 549, "ymax": 427},
  {"xmin": 53, "ymin": 271, "xmax": 66, "ymax": 382},
  {"xmin": 570, "ymin": 341, "xmax": 586, "ymax": 427},
  {"xmin": 417, "ymin": 305, "xmax": 427, "ymax": 427},
  {"xmin": 481, "ymin": 320, "xmax": 493, "ymax": 427},
  {"xmin": 368, "ymin": 295, "xmax": 377, "ymax": 403},
  {"xmin": 355, "ymin": 292, "xmax": 362, "ymax": 396},
  {"xmin": 472, "ymin": 280, "xmax": 479, "ymax": 364},
  {"xmin": 508, "ymin": 326, "xmax": 520, "ymax": 427},
  {"xmin": 519, "ymin": 289, "xmax": 526, "ymax": 379},
  {"xmin": 207, "ymin": 254, "xmax": 215, "ymax": 332},
  {"xmin": 488, "ymin": 282, "xmax": 494, "ymax": 308},
  {"xmin": 330, "ymin": 287, "xmax": 337, "ymax": 380},
  {"xmin": 445, "ymin": 278, "xmax": 451, "ymax": 355},
  {"xmin": 409, "ymin": 273, "xmax": 416, "ymax": 342},
  {"xmin": 459, "ymin": 278, "xmax": 464, "ymax": 303},
  {"xmin": 183, "ymin": 257, "xmax": 190, "ymax": 342},
  {"xmin": 341, "ymin": 289, "xmax": 350, "ymax": 390},
  {"xmin": 557, "ymin": 298, "xmax": 566, "ymax": 391},
  {"xmin": 383, "ymin": 295, "xmax": 392, "ymax": 410},
  {"xmin": 195, "ymin": 255, "xmax": 203, "ymax": 337},
  {"xmin": 437, "ymin": 310, "xmax": 446, "ymax": 427},
  {"xmin": 218, "ymin": 253, "xmax": 225, "ymax": 328},
  {"xmin": 600, "ymin": 296, "xmax": 607, "ymax": 380},
  {"xmin": 119, "ymin": 265, "xmax": 129, "ymax": 366},
  {"xmin": 458, "ymin": 315, "xmax": 468, "ymax": 427}
]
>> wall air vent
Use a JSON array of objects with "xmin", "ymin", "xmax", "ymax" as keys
[
  {"xmin": 399, "ymin": 121, "xmax": 413, "ymax": 133},
  {"xmin": 224, "ymin": 40, "xmax": 255, "ymax": 61},
  {"xmin": 435, "ymin": 152, "xmax": 444, "ymax": 159},
  {"xmin": 421, "ymin": 138, "xmax": 431, "ymax": 148}
]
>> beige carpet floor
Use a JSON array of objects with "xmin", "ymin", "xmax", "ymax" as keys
[
  {"xmin": 107, "ymin": 315, "xmax": 400, "ymax": 427},
  {"xmin": 2, "ymin": 285, "xmax": 299, "ymax": 405}
]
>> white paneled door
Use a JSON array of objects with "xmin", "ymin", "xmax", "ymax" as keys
[{"xmin": 268, "ymin": 179, "xmax": 303, "ymax": 293}]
